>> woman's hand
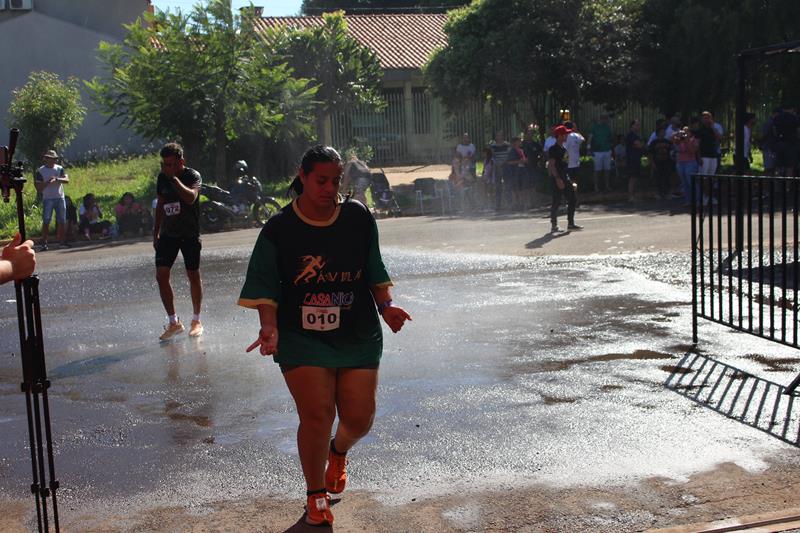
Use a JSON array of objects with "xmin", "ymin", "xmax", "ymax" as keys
[
  {"xmin": 381, "ymin": 306, "xmax": 412, "ymax": 333},
  {"xmin": 246, "ymin": 324, "xmax": 279, "ymax": 356}
]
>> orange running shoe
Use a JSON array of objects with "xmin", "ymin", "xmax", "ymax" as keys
[
  {"xmin": 305, "ymin": 491, "xmax": 334, "ymax": 526},
  {"xmin": 325, "ymin": 444, "xmax": 348, "ymax": 494}
]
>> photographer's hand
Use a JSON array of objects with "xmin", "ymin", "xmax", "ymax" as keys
[{"xmin": 0, "ymin": 233, "xmax": 35, "ymax": 284}]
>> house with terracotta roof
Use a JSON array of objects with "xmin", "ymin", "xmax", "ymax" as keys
[
  {"xmin": 260, "ymin": 13, "xmax": 458, "ymax": 165},
  {"xmin": 261, "ymin": 13, "xmax": 667, "ymax": 166}
]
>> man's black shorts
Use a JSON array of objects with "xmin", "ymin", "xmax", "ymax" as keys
[{"xmin": 155, "ymin": 235, "xmax": 202, "ymax": 270}]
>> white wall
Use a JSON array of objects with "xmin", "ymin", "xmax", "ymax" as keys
[{"xmin": 0, "ymin": 9, "xmax": 145, "ymax": 160}]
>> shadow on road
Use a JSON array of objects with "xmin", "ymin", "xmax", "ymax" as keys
[
  {"xmin": 282, "ymin": 518, "xmax": 333, "ymax": 532},
  {"xmin": 665, "ymin": 351, "xmax": 800, "ymax": 447},
  {"xmin": 525, "ymin": 230, "xmax": 573, "ymax": 250},
  {"xmin": 280, "ymin": 497, "xmax": 341, "ymax": 532}
]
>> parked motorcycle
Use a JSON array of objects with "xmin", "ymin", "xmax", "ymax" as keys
[{"xmin": 200, "ymin": 161, "xmax": 282, "ymax": 232}]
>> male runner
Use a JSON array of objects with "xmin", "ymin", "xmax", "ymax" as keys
[{"xmin": 153, "ymin": 143, "xmax": 203, "ymax": 340}]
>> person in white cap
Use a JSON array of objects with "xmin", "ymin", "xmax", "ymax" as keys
[{"xmin": 34, "ymin": 150, "xmax": 70, "ymax": 250}]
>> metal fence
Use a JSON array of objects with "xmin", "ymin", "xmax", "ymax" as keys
[
  {"xmin": 691, "ymin": 173, "xmax": 800, "ymax": 394},
  {"xmin": 331, "ymin": 89, "xmax": 665, "ymax": 166}
]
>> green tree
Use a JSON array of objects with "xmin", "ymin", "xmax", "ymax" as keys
[
  {"xmin": 271, "ymin": 11, "xmax": 385, "ymax": 142},
  {"xmin": 87, "ymin": 0, "xmax": 315, "ymax": 181},
  {"xmin": 7, "ymin": 71, "xmax": 86, "ymax": 163},
  {"xmin": 302, "ymin": 0, "xmax": 470, "ymax": 14},
  {"xmin": 425, "ymin": 0, "xmax": 640, "ymax": 127},
  {"xmin": 636, "ymin": 0, "xmax": 800, "ymax": 117}
]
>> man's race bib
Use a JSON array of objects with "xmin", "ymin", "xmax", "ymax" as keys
[
  {"xmin": 164, "ymin": 202, "xmax": 181, "ymax": 216},
  {"xmin": 301, "ymin": 305, "xmax": 340, "ymax": 331}
]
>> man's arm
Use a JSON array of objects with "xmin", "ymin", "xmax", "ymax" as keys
[
  {"xmin": 171, "ymin": 176, "xmax": 199, "ymax": 205},
  {"xmin": 58, "ymin": 168, "xmax": 69, "ymax": 183},
  {"xmin": 33, "ymin": 170, "xmax": 45, "ymax": 193},
  {"xmin": 153, "ymin": 195, "xmax": 164, "ymax": 247},
  {"xmin": 548, "ymin": 157, "xmax": 559, "ymax": 178}
]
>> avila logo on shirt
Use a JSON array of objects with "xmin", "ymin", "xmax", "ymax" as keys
[{"xmin": 293, "ymin": 255, "xmax": 363, "ymax": 285}]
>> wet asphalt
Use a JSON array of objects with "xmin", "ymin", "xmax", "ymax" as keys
[{"xmin": 1, "ymin": 212, "xmax": 800, "ymax": 525}]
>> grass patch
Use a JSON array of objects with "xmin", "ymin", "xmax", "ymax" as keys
[
  {"xmin": 0, "ymin": 155, "xmax": 302, "ymax": 241},
  {"xmin": 0, "ymin": 154, "xmax": 161, "ymax": 240}
]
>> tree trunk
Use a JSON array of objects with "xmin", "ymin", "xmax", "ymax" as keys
[{"xmin": 181, "ymin": 135, "xmax": 203, "ymax": 173}]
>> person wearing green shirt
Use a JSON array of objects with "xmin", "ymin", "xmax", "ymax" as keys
[
  {"xmin": 239, "ymin": 145, "xmax": 411, "ymax": 527},
  {"xmin": 588, "ymin": 114, "xmax": 614, "ymax": 192}
]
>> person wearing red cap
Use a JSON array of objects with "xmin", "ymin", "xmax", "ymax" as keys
[{"xmin": 547, "ymin": 125, "xmax": 582, "ymax": 232}]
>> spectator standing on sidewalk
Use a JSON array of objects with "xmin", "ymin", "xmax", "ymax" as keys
[
  {"xmin": 760, "ymin": 108, "xmax": 780, "ymax": 176},
  {"xmin": 480, "ymin": 147, "xmax": 496, "ymax": 210},
  {"xmin": 455, "ymin": 133, "xmax": 476, "ymax": 180},
  {"xmin": 587, "ymin": 114, "xmax": 613, "ymax": 192},
  {"xmin": 342, "ymin": 154, "xmax": 371, "ymax": 205},
  {"xmin": 625, "ymin": 120, "xmax": 644, "ymax": 202},
  {"xmin": 34, "ymin": 150, "xmax": 70, "ymax": 250},
  {"xmin": 673, "ymin": 126, "xmax": 699, "ymax": 204},
  {"xmin": 489, "ymin": 131, "xmax": 511, "ymax": 210},
  {"xmin": 697, "ymin": 111, "xmax": 722, "ymax": 176},
  {"xmin": 648, "ymin": 127, "xmax": 673, "ymax": 199},
  {"xmin": 521, "ymin": 126, "xmax": 542, "ymax": 194},
  {"xmin": 772, "ymin": 105, "xmax": 800, "ymax": 177},
  {"xmin": 743, "ymin": 112, "xmax": 756, "ymax": 172},
  {"xmin": 664, "ymin": 115, "xmax": 682, "ymax": 140},
  {"xmin": 548, "ymin": 125, "xmax": 581, "ymax": 233},
  {"xmin": 506, "ymin": 136, "xmax": 528, "ymax": 210},
  {"xmin": 564, "ymin": 121, "xmax": 585, "ymax": 189}
]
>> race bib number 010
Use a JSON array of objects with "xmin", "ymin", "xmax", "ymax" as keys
[
  {"xmin": 302, "ymin": 305, "xmax": 340, "ymax": 331},
  {"xmin": 164, "ymin": 201, "xmax": 181, "ymax": 216}
]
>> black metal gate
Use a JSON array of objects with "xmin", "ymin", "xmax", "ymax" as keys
[{"xmin": 691, "ymin": 173, "xmax": 800, "ymax": 394}]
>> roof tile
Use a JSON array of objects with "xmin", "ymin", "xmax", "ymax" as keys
[{"xmin": 257, "ymin": 14, "xmax": 448, "ymax": 70}]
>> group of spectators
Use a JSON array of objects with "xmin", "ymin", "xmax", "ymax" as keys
[
  {"xmin": 614, "ymin": 111, "xmax": 729, "ymax": 203},
  {"xmin": 448, "ymin": 109, "xmax": 744, "ymax": 211},
  {"xmin": 33, "ymin": 150, "xmax": 153, "ymax": 250},
  {"xmin": 449, "ymin": 129, "xmax": 546, "ymax": 211}
]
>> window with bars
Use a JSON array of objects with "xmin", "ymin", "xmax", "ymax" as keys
[{"xmin": 412, "ymin": 88, "xmax": 431, "ymax": 135}]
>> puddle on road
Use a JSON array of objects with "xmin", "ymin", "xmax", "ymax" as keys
[
  {"xmin": 665, "ymin": 343, "xmax": 702, "ymax": 353},
  {"xmin": 745, "ymin": 354, "xmax": 800, "ymax": 372},
  {"xmin": 542, "ymin": 395, "xmax": 578, "ymax": 405},
  {"xmin": 2, "ymin": 247, "xmax": 794, "ymax": 515},
  {"xmin": 164, "ymin": 400, "xmax": 213, "ymax": 428},
  {"xmin": 660, "ymin": 365, "xmax": 694, "ymax": 374},
  {"xmin": 529, "ymin": 350, "xmax": 676, "ymax": 373},
  {"xmin": 166, "ymin": 411, "xmax": 213, "ymax": 428}
]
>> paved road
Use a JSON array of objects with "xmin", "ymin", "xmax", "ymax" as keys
[
  {"xmin": 2, "ymin": 204, "xmax": 799, "ymax": 533},
  {"xmin": 34, "ymin": 202, "xmax": 690, "ymax": 271}
]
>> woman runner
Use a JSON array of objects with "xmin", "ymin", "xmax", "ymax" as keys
[{"xmin": 238, "ymin": 145, "xmax": 411, "ymax": 526}]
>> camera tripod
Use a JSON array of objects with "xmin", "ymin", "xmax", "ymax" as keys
[{"xmin": 1, "ymin": 129, "xmax": 60, "ymax": 532}]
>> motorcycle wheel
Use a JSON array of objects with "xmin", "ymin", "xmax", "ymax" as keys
[
  {"xmin": 201, "ymin": 207, "xmax": 224, "ymax": 232},
  {"xmin": 252, "ymin": 199, "xmax": 282, "ymax": 226}
]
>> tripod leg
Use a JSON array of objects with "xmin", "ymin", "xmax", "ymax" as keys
[
  {"xmin": 17, "ymin": 280, "xmax": 45, "ymax": 532},
  {"xmin": 23, "ymin": 387, "xmax": 44, "ymax": 533},
  {"xmin": 41, "ymin": 389, "xmax": 60, "ymax": 532},
  {"xmin": 28, "ymin": 278, "xmax": 60, "ymax": 530},
  {"xmin": 32, "ymin": 392, "xmax": 51, "ymax": 532}
]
